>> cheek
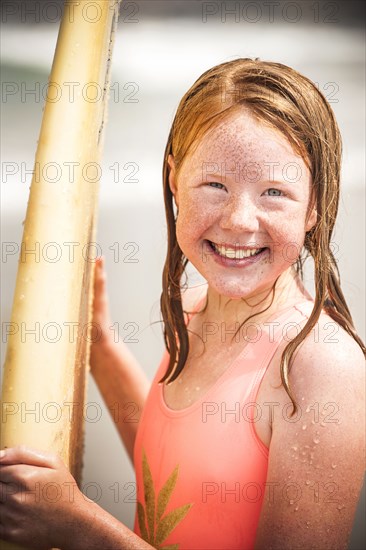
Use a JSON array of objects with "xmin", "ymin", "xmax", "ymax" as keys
[
  {"xmin": 267, "ymin": 210, "xmax": 309, "ymax": 260},
  {"xmin": 176, "ymin": 192, "xmax": 213, "ymax": 240}
]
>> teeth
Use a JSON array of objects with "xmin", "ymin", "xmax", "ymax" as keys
[{"xmin": 211, "ymin": 242, "xmax": 262, "ymax": 259}]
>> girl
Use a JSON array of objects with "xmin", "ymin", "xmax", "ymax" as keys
[{"xmin": 0, "ymin": 58, "xmax": 365, "ymax": 550}]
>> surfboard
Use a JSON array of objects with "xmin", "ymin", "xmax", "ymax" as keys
[{"xmin": 1, "ymin": 1, "xmax": 121, "ymax": 547}]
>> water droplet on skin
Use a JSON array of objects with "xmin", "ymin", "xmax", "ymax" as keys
[
  {"xmin": 295, "ymin": 506, "xmax": 299, "ymax": 511},
  {"xmin": 305, "ymin": 406, "xmax": 311, "ymax": 413},
  {"xmin": 306, "ymin": 522, "xmax": 310, "ymax": 528},
  {"xmin": 19, "ymin": 294, "xmax": 25, "ymax": 300},
  {"xmin": 320, "ymin": 421, "xmax": 327, "ymax": 427},
  {"xmin": 305, "ymin": 480, "xmax": 311, "ymax": 485},
  {"xmin": 302, "ymin": 424, "xmax": 307, "ymax": 430},
  {"xmin": 195, "ymin": 386, "xmax": 200, "ymax": 391},
  {"xmin": 332, "ymin": 463, "xmax": 337, "ymax": 469},
  {"xmin": 289, "ymin": 500, "xmax": 294, "ymax": 505},
  {"xmin": 337, "ymin": 504, "xmax": 345, "ymax": 511},
  {"xmin": 291, "ymin": 446, "xmax": 298, "ymax": 451},
  {"xmin": 313, "ymin": 437, "xmax": 320, "ymax": 444},
  {"xmin": 301, "ymin": 397, "xmax": 305, "ymax": 401}
]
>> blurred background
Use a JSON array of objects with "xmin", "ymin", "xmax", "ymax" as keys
[{"xmin": 1, "ymin": 0, "xmax": 365, "ymax": 547}]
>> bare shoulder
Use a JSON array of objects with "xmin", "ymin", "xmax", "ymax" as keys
[
  {"xmin": 289, "ymin": 311, "xmax": 365, "ymax": 402},
  {"xmin": 254, "ymin": 312, "xmax": 365, "ymax": 549}
]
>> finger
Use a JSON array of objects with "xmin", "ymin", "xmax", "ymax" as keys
[
  {"xmin": 96, "ymin": 255, "xmax": 105, "ymax": 270},
  {"xmin": 0, "ymin": 464, "xmax": 37, "ymax": 483},
  {"xmin": 0, "ymin": 480, "xmax": 20, "ymax": 503},
  {"xmin": 94, "ymin": 261, "xmax": 106, "ymax": 287},
  {"xmin": 0, "ymin": 446, "xmax": 63, "ymax": 468}
]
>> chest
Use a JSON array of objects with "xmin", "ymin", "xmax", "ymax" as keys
[{"xmin": 162, "ymin": 331, "xmax": 283, "ymax": 449}]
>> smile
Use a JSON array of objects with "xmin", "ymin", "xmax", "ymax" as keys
[{"xmin": 208, "ymin": 240, "xmax": 266, "ymax": 258}]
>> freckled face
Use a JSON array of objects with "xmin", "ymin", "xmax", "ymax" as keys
[{"xmin": 170, "ymin": 110, "xmax": 316, "ymax": 300}]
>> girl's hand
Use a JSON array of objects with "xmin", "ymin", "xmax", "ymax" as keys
[
  {"xmin": 0, "ymin": 446, "xmax": 88, "ymax": 549},
  {"xmin": 90, "ymin": 256, "xmax": 115, "ymax": 362}
]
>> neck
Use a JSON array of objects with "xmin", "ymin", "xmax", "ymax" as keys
[{"xmin": 203, "ymin": 268, "xmax": 311, "ymax": 328}]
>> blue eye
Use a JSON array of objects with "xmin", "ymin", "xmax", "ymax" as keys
[
  {"xmin": 265, "ymin": 188, "xmax": 283, "ymax": 197},
  {"xmin": 207, "ymin": 182, "xmax": 225, "ymax": 189}
]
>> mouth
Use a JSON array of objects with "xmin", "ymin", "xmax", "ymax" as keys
[{"xmin": 204, "ymin": 240, "xmax": 269, "ymax": 266}]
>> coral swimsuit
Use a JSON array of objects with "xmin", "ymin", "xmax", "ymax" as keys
[{"xmin": 133, "ymin": 297, "xmax": 313, "ymax": 549}]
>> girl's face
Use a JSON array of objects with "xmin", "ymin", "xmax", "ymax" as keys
[{"xmin": 168, "ymin": 109, "xmax": 317, "ymax": 300}]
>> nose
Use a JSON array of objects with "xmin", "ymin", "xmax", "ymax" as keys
[{"xmin": 218, "ymin": 195, "xmax": 260, "ymax": 234}]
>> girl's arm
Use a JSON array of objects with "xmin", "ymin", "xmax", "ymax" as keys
[
  {"xmin": 90, "ymin": 337, "xmax": 150, "ymax": 464},
  {"xmin": 254, "ymin": 319, "xmax": 365, "ymax": 550},
  {"xmin": 0, "ymin": 446, "xmax": 154, "ymax": 549},
  {"xmin": 90, "ymin": 257, "xmax": 150, "ymax": 463}
]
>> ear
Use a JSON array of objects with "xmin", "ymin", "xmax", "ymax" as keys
[
  {"xmin": 167, "ymin": 154, "xmax": 179, "ymax": 208},
  {"xmin": 305, "ymin": 205, "xmax": 317, "ymax": 232}
]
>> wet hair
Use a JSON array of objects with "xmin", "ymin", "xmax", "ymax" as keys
[{"xmin": 158, "ymin": 57, "xmax": 365, "ymax": 415}]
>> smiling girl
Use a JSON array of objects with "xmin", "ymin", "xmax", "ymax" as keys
[{"xmin": 1, "ymin": 58, "xmax": 365, "ymax": 550}]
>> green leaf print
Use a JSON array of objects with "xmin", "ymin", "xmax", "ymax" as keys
[
  {"xmin": 142, "ymin": 449, "xmax": 156, "ymax": 541},
  {"xmin": 156, "ymin": 465, "xmax": 179, "ymax": 521},
  {"xmin": 137, "ymin": 448, "xmax": 194, "ymax": 549},
  {"xmin": 137, "ymin": 501, "xmax": 149, "ymax": 541},
  {"xmin": 155, "ymin": 503, "xmax": 193, "ymax": 545}
]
